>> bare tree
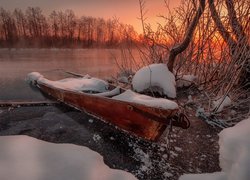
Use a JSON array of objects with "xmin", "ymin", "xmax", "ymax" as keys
[
  {"xmin": 208, "ymin": 0, "xmax": 249, "ymax": 87},
  {"xmin": 13, "ymin": 8, "xmax": 27, "ymax": 38},
  {"xmin": 49, "ymin": 10, "xmax": 59, "ymax": 40},
  {"xmin": 167, "ymin": 0, "xmax": 206, "ymax": 72},
  {"xmin": 0, "ymin": 8, "xmax": 17, "ymax": 46}
]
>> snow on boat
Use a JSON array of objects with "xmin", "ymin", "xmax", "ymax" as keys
[{"xmin": 27, "ymin": 72, "xmax": 189, "ymax": 141}]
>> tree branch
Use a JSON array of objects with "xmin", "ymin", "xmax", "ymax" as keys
[
  {"xmin": 208, "ymin": 0, "xmax": 236, "ymax": 47},
  {"xmin": 167, "ymin": 0, "xmax": 206, "ymax": 72},
  {"xmin": 225, "ymin": 0, "xmax": 247, "ymax": 42}
]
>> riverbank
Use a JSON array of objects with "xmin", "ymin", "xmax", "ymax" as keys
[{"xmin": 0, "ymin": 103, "xmax": 220, "ymax": 180}]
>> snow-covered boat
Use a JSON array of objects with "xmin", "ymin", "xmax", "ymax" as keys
[{"xmin": 27, "ymin": 72, "xmax": 190, "ymax": 141}]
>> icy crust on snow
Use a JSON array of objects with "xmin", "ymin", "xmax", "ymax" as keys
[
  {"xmin": 112, "ymin": 90, "xmax": 178, "ymax": 110},
  {"xmin": 0, "ymin": 135, "xmax": 137, "ymax": 180},
  {"xmin": 179, "ymin": 116, "xmax": 250, "ymax": 180},
  {"xmin": 27, "ymin": 72, "xmax": 109, "ymax": 93},
  {"xmin": 213, "ymin": 96, "xmax": 232, "ymax": 113},
  {"xmin": 132, "ymin": 64, "xmax": 176, "ymax": 98}
]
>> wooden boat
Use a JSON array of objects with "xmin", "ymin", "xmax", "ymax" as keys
[{"xmin": 33, "ymin": 76, "xmax": 190, "ymax": 141}]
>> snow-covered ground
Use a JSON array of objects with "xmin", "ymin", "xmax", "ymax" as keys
[
  {"xmin": 179, "ymin": 116, "xmax": 250, "ymax": 180},
  {"xmin": 132, "ymin": 64, "xmax": 176, "ymax": 98},
  {"xmin": 0, "ymin": 135, "xmax": 136, "ymax": 180}
]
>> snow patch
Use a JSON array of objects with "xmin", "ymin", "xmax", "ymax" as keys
[
  {"xmin": 186, "ymin": 95, "xmax": 193, "ymax": 104},
  {"xmin": 118, "ymin": 76, "xmax": 129, "ymax": 83},
  {"xmin": 174, "ymin": 147, "xmax": 182, "ymax": 152},
  {"xmin": 94, "ymin": 87, "xmax": 121, "ymax": 97},
  {"xmin": 112, "ymin": 90, "xmax": 178, "ymax": 110},
  {"xmin": 179, "ymin": 117, "xmax": 250, "ymax": 180},
  {"xmin": 180, "ymin": 172, "xmax": 227, "ymax": 180},
  {"xmin": 133, "ymin": 147, "xmax": 152, "ymax": 172},
  {"xmin": 164, "ymin": 172, "xmax": 173, "ymax": 178},
  {"xmin": 93, "ymin": 134, "xmax": 101, "ymax": 142},
  {"xmin": 176, "ymin": 75, "xmax": 197, "ymax": 88},
  {"xmin": 213, "ymin": 96, "xmax": 232, "ymax": 112},
  {"xmin": 132, "ymin": 64, "xmax": 176, "ymax": 98},
  {"xmin": 26, "ymin": 72, "xmax": 44, "ymax": 84},
  {"xmin": 195, "ymin": 107, "xmax": 205, "ymax": 117}
]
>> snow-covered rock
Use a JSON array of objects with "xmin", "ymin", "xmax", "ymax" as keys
[
  {"xmin": 213, "ymin": 96, "xmax": 232, "ymax": 113},
  {"xmin": 27, "ymin": 72, "xmax": 109, "ymax": 93},
  {"xmin": 112, "ymin": 89, "xmax": 178, "ymax": 110},
  {"xmin": 132, "ymin": 64, "xmax": 176, "ymax": 98},
  {"xmin": 176, "ymin": 75, "xmax": 197, "ymax": 88},
  {"xmin": 179, "ymin": 116, "xmax": 250, "ymax": 180}
]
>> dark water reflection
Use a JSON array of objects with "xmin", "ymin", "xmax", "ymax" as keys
[{"xmin": 0, "ymin": 48, "xmax": 125, "ymax": 100}]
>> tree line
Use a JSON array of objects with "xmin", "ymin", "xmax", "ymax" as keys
[{"xmin": 0, "ymin": 7, "xmax": 139, "ymax": 48}]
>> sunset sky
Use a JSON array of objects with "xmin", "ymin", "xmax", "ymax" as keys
[{"xmin": 0, "ymin": 0, "xmax": 181, "ymax": 33}]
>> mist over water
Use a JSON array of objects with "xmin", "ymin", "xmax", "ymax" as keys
[{"xmin": 0, "ymin": 48, "xmax": 129, "ymax": 100}]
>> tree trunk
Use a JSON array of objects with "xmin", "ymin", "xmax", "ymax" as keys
[
  {"xmin": 167, "ymin": 0, "xmax": 206, "ymax": 72},
  {"xmin": 209, "ymin": 0, "xmax": 249, "ymax": 87}
]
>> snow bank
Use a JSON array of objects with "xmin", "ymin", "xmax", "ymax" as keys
[
  {"xmin": 213, "ymin": 96, "xmax": 232, "ymax": 112},
  {"xmin": 132, "ymin": 64, "xmax": 176, "ymax": 98},
  {"xmin": 27, "ymin": 72, "xmax": 109, "ymax": 93},
  {"xmin": 219, "ymin": 117, "xmax": 250, "ymax": 180},
  {"xmin": 112, "ymin": 90, "xmax": 178, "ymax": 110},
  {"xmin": 0, "ymin": 135, "xmax": 136, "ymax": 180},
  {"xmin": 179, "ymin": 172, "xmax": 226, "ymax": 180},
  {"xmin": 179, "ymin": 116, "xmax": 250, "ymax": 180},
  {"xmin": 176, "ymin": 75, "xmax": 197, "ymax": 88}
]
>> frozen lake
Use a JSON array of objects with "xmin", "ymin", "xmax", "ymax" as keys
[{"xmin": 0, "ymin": 48, "xmax": 134, "ymax": 100}]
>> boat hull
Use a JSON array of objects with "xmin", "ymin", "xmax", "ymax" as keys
[{"xmin": 37, "ymin": 82, "xmax": 178, "ymax": 141}]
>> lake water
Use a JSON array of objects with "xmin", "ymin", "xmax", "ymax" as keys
[{"xmin": 0, "ymin": 48, "xmax": 136, "ymax": 101}]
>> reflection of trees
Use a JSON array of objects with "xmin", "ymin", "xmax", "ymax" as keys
[{"xmin": 0, "ymin": 7, "xmax": 138, "ymax": 48}]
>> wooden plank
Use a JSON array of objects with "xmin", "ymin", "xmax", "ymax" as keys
[{"xmin": 0, "ymin": 100, "xmax": 59, "ymax": 107}]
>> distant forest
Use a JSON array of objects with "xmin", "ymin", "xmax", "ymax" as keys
[{"xmin": 0, "ymin": 7, "xmax": 139, "ymax": 48}]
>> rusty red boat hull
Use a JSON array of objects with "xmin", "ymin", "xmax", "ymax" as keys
[{"xmin": 37, "ymin": 82, "xmax": 179, "ymax": 141}]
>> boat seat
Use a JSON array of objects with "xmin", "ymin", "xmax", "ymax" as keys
[{"xmin": 94, "ymin": 87, "xmax": 121, "ymax": 97}]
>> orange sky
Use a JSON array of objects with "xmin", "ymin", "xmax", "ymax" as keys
[{"xmin": 0, "ymin": 0, "xmax": 181, "ymax": 33}]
